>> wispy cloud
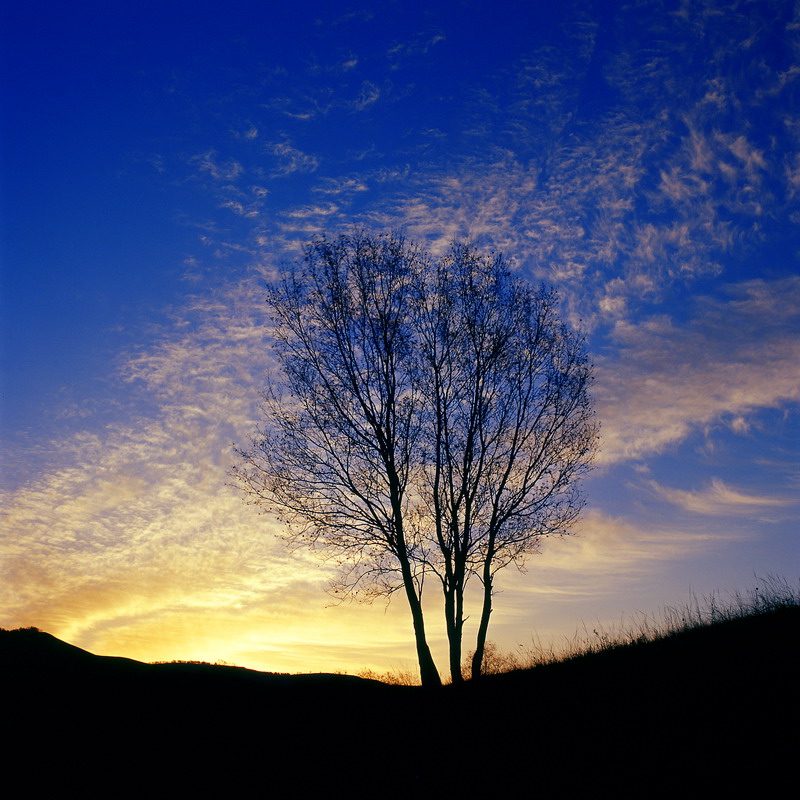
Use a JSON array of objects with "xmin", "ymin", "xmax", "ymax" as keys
[
  {"xmin": 358, "ymin": 0, "xmax": 798, "ymax": 331},
  {"xmin": 387, "ymin": 31, "xmax": 445, "ymax": 66},
  {"xmin": 282, "ymin": 203, "xmax": 339, "ymax": 219},
  {"xmin": 5, "ymin": 267, "xmax": 764, "ymax": 673},
  {"xmin": 1, "ymin": 282, "xmax": 282, "ymax": 646},
  {"xmin": 191, "ymin": 150, "xmax": 244, "ymax": 181},
  {"xmin": 1, "ymin": 274, "xmax": 465, "ymax": 673},
  {"xmin": 483, "ymin": 505, "xmax": 747, "ymax": 645},
  {"xmin": 270, "ymin": 140, "xmax": 320, "ymax": 176},
  {"xmin": 596, "ymin": 277, "xmax": 800, "ymax": 464},
  {"xmin": 313, "ymin": 176, "xmax": 369, "ymax": 195},
  {"xmin": 509, "ymin": 508, "xmax": 735, "ymax": 588},
  {"xmin": 647, "ymin": 477, "xmax": 796, "ymax": 516},
  {"xmin": 7, "ymin": 0, "xmax": 798, "ymax": 677},
  {"xmin": 350, "ymin": 80, "xmax": 380, "ymax": 110}
]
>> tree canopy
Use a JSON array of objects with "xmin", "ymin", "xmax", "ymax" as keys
[{"xmin": 235, "ymin": 231, "xmax": 597, "ymax": 685}]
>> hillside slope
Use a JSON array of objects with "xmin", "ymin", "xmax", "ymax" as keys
[{"xmin": 4, "ymin": 607, "xmax": 796, "ymax": 796}]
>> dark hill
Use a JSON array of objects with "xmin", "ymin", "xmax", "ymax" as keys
[
  {"xmin": 3, "ymin": 608, "xmax": 796, "ymax": 796},
  {"xmin": 1, "ymin": 625, "xmax": 389, "ymax": 691}
]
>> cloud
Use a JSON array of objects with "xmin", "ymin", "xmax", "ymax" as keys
[
  {"xmin": 0, "ymin": 275, "xmax": 455, "ymax": 674},
  {"xmin": 282, "ymin": 203, "xmax": 339, "ymax": 219},
  {"xmin": 596, "ymin": 277, "xmax": 800, "ymax": 464},
  {"xmin": 4, "ymin": 265, "xmax": 760, "ymax": 675},
  {"xmin": 350, "ymin": 80, "xmax": 380, "ymax": 110},
  {"xmin": 219, "ymin": 199, "xmax": 260, "ymax": 218},
  {"xmin": 646, "ymin": 477, "xmax": 796, "ymax": 516},
  {"xmin": 386, "ymin": 31, "xmax": 445, "ymax": 65},
  {"xmin": 191, "ymin": 150, "xmax": 244, "ymax": 181},
  {"xmin": 165, "ymin": 0, "xmax": 798, "ymax": 337},
  {"xmin": 511, "ymin": 507, "xmax": 733, "ymax": 586},
  {"xmin": 313, "ymin": 176, "xmax": 369, "ymax": 195},
  {"xmin": 8, "ymin": 0, "xmax": 799, "ymax": 678},
  {"xmin": 480, "ymin": 505, "xmax": 747, "ymax": 647},
  {"xmin": 5, "ymin": 258, "xmax": 794, "ymax": 678},
  {"xmin": 360, "ymin": 0, "xmax": 797, "ymax": 330},
  {"xmin": 270, "ymin": 140, "xmax": 320, "ymax": 175},
  {"xmin": 1, "ymin": 282, "xmax": 285, "ymax": 642}
]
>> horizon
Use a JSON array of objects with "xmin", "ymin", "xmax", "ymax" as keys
[
  {"xmin": 7, "ymin": 573, "xmax": 795, "ymax": 679},
  {"xmin": 2, "ymin": 0, "xmax": 798, "ymax": 677}
]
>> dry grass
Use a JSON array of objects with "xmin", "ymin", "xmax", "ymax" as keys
[
  {"xmin": 469, "ymin": 573, "xmax": 799, "ymax": 676},
  {"xmin": 353, "ymin": 575, "xmax": 798, "ymax": 684},
  {"xmin": 356, "ymin": 666, "xmax": 419, "ymax": 685}
]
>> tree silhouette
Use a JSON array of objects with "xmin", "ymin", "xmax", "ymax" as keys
[
  {"xmin": 235, "ymin": 232, "xmax": 597, "ymax": 685},
  {"xmin": 417, "ymin": 244, "xmax": 597, "ymax": 681}
]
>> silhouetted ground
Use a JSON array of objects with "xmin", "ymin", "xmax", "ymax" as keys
[{"xmin": 4, "ymin": 607, "xmax": 797, "ymax": 796}]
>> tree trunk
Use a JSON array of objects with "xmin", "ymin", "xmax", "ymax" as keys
[
  {"xmin": 471, "ymin": 569, "xmax": 493, "ymax": 680},
  {"xmin": 388, "ymin": 455, "xmax": 441, "ymax": 688},
  {"xmin": 402, "ymin": 576, "xmax": 441, "ymax": 687},
  {"xmin": 444, "ymin": 587, "xmax": 464, "ymax": 684}
]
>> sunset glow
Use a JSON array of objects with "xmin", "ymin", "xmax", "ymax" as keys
[{"xmin": 2, "ymin": 0, "xmax": 798, "ymax": 677}]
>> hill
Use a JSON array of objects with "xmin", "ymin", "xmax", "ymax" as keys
[{"xmin": 3, "ymin": 607, "xmax": 796, "ymax": 796}]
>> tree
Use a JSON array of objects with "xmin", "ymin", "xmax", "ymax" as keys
[
  {"xmin": 416, "ymin": 244, "xmax": 597, "ymax": 681},
  {"xmin": 234, "ymin": 231, "xmax": 597, "ymax": 686},
  {"xmin": 234, "ymin": 232, "xmax": 441, "ymax": 686}
]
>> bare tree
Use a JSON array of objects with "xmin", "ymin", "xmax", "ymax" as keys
[
  {"xmin": 235, "ymin": 232, "xmax": 597, "ymax": 685},
  {"xmin": 416, "ymin": 244, "xmax": 597, "ymax": 681},
  {"xmin": 234, "ymin": 232, "xmax": 442, "ymax": 686}
]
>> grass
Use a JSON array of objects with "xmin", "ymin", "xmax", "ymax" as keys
[
  {"xmin": 355, "ymin": 665, "xmax": 419, "ymax": 685},
  {"xmin": 475, "ymin": 573, "xmax": 799, "ymax": 675},
  {"xmin": 363, "ymin": 574, "xmax": 799, "ymax": 683}
]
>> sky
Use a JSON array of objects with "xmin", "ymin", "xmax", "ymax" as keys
[{"xmin": 2, "ymin": 0, "xmax": 798, "ymax": 677}]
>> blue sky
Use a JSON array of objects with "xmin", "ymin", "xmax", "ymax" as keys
[{"xmin": 2, "ymin": 0, "xmax": 798, "ymax": 675}]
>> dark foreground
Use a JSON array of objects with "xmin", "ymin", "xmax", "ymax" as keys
[{"xmin": 3, "ymin": 607, "xmax": 797, "ymax": 797}]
